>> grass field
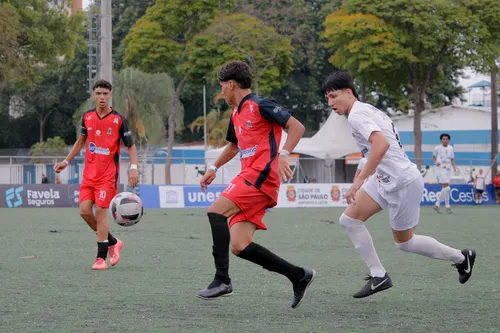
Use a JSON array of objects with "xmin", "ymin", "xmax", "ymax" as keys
[{"xmin": 1, "ymin": 206, "xmax": 499, "ymax": 333}]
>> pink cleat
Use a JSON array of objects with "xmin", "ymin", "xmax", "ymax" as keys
[
  {"xmin": 92, "ymin": 257, "xmax": 108, "ymax": 270},
  {"xmin": 108, "ymin": 239, "xmax": 123, "ymax": 266}
]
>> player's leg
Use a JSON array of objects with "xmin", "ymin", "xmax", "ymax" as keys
[
  {"xmin": 477, "ymin": 190, "xmax": 483, "ymax": 205},
  {"xmin": 91, "ymin": 188, "xmax": 119, "ymax": 270},
  {"xmin": 341, "ymin": 177, "xmax": 392, "ymax": 298},
  {"xmin": 230, "ymin": 219, "xmax": 315, "ymax": 309},
  {"xmin": 391, "ymin": 178, "xmax": 475, "ymax": 284},
  {"xmin": 79, "ymin": 186, "xmax": 119, "ymax": 245},
  {"xmin": 196, "ymin": 193, "xmax": 240, "ymax": 300}
]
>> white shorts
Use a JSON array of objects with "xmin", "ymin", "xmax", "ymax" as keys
[
  {"xmin": 362, "ymin": 175, "xmax": 424, "ymax": 231},
  {"xmin": 435, "ymin": 167, "xmax": 451, "ymax": 184}
]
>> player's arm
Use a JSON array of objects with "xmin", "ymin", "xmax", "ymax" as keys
[
  {"xmin": 432, "ymin": 147, "xmax": 439, "ymax": 166},
  {"xmin": 356, "ymin": 132, "xmax": 389, "ymax": 183},
  {"xmin": 54, "ymin": 115, "xmax": 87, "ymax": 172},
  {"xmin": 450, "ymin": 147, "xmax": 456, "ymax": 171},
  {"xmin": 200, "ymin": 116, "xmax": 239, "ymax": 191},
  {"xmin": 353, "ymin": 168, "xmax": 361, "ymax": 183},
  {"xmin": 258, "ymin": 98, "xmax": 305, "ymax": 181},
  {"xmin": 120, "ymin": 116, "xmax": 139, "ymax": 188}
]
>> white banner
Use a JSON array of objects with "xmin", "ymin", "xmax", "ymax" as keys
[
  {"xmin": 277, "ymin": 183, "xmax": 351, "ymax": 208},
  {"xmin": 158, "ymin": 186, "xmax": 185, "ymax": 208}
]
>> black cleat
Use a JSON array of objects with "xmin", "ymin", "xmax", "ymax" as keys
[
  {"xmin": 291, "ymin": 268, "xmax": 316, "ymax": 309},
  {"xmin": 196, "ymin": 277, "xmax": 233, "ymax": 300},
  {"xmin": 453, "ymin": 249, "xmax": 476, "ymax": 284},
  {"xmin": 353, "ymin": 273, "xmax": 393, "ymax": 298}
]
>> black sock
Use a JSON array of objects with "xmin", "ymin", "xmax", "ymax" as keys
[
  {"xmin": 207, "ymin": 212, "xmax": 230, "ymax": 284},
  {"xmin": 108, "ymin": 232, "xmax": 117, "ymax": 246},
  {"xmin": 97, "ymin": 241, "xmax": 109, "ymax": 259},
  {"xmin": 237, "ymin": 242, "xmax": 304, "ymax": 283}
]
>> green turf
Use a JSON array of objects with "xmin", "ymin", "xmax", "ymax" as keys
[{"xmin": 1, "ymin": 206, "xmax": 498, "ymax": 333}]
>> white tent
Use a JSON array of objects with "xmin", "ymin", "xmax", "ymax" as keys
[{"xmin": 205, "ymin": 111, "xmax": 360, "ymax": 183}]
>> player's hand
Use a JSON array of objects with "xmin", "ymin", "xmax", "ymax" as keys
[
  {"xmin": 200, "ymin": 169, "xmax": 216, "ymax": 192},
  {"xmin": 278, "ymin": 155, "xmax": 293, "ymax": 183},
  {"xmin": 128, "ymin": 169, "xmax": 139, "ymax": 188},
  {"xmin": 54, "ymin": 161, "xmax": 68, "ymax": 173},
  {"xmin": 346, "ymin": 180, "xmax": 362, "ymax": 205},
  {"xmin": 453, "ymin": 166, "xmax": 457, "ymax": 172},
  {"xmin": 435, "ymin": 162, "xmax": 441, "ymax": 167}
]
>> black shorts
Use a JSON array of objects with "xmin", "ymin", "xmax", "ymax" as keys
[{"xmin": 476, "ymin": 189, "xmax": 484, "ymax": 194}]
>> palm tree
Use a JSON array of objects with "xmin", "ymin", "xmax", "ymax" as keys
[{"xmin": 189, "ymin": 107, "xmax": 232, "ymax": 148}]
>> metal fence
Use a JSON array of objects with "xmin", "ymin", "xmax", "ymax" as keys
[{"xmin": 0, "ymin": 155, "xmax": 496, "ymax": 186}]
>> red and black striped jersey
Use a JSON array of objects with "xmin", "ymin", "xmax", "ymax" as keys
[
  {"xmin": 226, "ymin": 93, "xmax": 291, "ymax": 202},
  {"xmin": 80, "ymin": 108, "xmax": 134, "ymax": 188}
]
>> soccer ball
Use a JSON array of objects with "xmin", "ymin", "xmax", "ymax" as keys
[{"xmin": 109, "ymin": 192, "xmax": 144, "ymax": 227}]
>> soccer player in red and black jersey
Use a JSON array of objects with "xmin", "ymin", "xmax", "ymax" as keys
[
  {"xmin": 54, "ymin": 80, "xmax": 139, "ymax": 270},
  {"xmin": 196, "ymin": 61, "xmax": 316, "ymax": 309}
]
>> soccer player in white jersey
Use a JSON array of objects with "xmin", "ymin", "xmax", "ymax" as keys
[
  {"xmin": 474, "ymin": 169, "xmax": 486, "ymax": 205},
  {"xmin": 322, "ymin": 71, "xmax": 476, "ymax": 298},
  {"xmin": 432, "ymin": 134, "xmax": 456, "ymax": 213}
]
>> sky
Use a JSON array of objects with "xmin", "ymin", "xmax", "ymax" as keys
[{"xmin": 82, "ymin": 0, "xmax": 90, "ymax": 8}]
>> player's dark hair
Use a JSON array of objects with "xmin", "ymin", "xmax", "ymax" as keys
[
  {"xmin": 217, "ymin": 61, "xmax": 252, "ymax": 89},
  {"xmin": 322, "ymin": 71, "xmax": 359, "ymax": 99},
  {"xmin": 92, "ymin": 79, "xmax": 112, "ymax": 91},
  {"xmin": 440, "ymin": 133, "xmax": 450, "ymax": 140}
]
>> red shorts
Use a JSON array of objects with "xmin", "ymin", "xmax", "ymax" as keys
[
  {"xmin": 79, "ymin": 185, "xmax": 117, "ymax": 208},
  {"xmin": 220, "ymin": 175, "xmax": 276, "ymax": 230}
]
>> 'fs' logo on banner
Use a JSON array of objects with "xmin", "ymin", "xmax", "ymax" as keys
[{"xmin": 5, "ymin": 186, "xmax": 23, "ymax": 208}]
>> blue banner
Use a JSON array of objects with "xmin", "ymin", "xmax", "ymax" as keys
[
  {"xmin": 183, "ymin": 185, "xmax": 226, "ymax": 207},
  {"xmin": 421, "ymin": 184, "xmax": 495, "ymax": 206},
  {"xmin": 138, "ymin": 185, "xmax": 160, "ymax": 208}
]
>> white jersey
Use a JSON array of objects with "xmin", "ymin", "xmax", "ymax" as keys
[
  {"xmin": 357, "ymin": 157, "xmax": 367, "ymax": 171},
  {"xmin": 433, "ymin": 145, "xmax": 454, "ymax": 169},
  {"xmin": 348, "ymin": 101, "xmax": 420, "ymax": 192},
  {"xmin": 475, "ymin": 174, "xmax": 485, "ymax": 190}
]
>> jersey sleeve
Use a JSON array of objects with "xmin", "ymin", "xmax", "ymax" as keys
[
  {"xmin": 433, "ymin": 146, "xmax": 438, "ymax": 157},
  {"xmin": 258, "ymin": 98, "xmax": 291, "ymax": 128},
  {"xmin": 225, "ymin": 115, "xmax": 238, "ymax": 144},
  {"xmin": 348, "ymin": 111, "xmax": 381, "ymax": 141},
  {"xmin": 80, "ymin": 114, "xmax": 87, "ymax": 136},
  {"xmin": 119, "ymin": 116, "xmax": 134, "ymax": 147},
  {"xmin": 449, "ymin": 146, "xmax": 455, "ymax": 159}
]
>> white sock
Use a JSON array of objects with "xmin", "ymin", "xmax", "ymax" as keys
[
  {"xmin": 436, "ymin": 188, "xmax": 446, "ymax": 207},
  {"xmin": 479, "ymin": 196, "xmax": 483, "ymax": 204},
  {"xmin": 444, "ymin": 186, "xmax": 451, "ymax": 208},
  {"xmin": 340, "ymin": 214, "xmax": 386, "ymax": 277},
  {"xmin": 396, "ymin": 234, "xmax": 465, "ymax": 264}
]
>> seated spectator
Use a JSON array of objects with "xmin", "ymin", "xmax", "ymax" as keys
[{"xmin": 42, "ymin": 174, "xmax": 49, "ymax": 184}]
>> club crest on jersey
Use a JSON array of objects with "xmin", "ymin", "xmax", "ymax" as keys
[
  {"xmin": 113, "ymin": 117, "xmax": 119, "ymax": 124},
  {"xmin": 107, "ymin": 127, "xmax": 112, "ymax": 135},
  {"xmin": 86, "ymin": 115, "xmax": 92, "ymax": 121},
  {"xmin": 247, "ymin": 120, "xmax": 252, "ymax": 128},
  {"xmin": 286, "ymin": 185, "xmax": 296, "ymax": 202},
  {"xmin": 331, "ymin": 185, "xmax": 340, "ymax": 201},
  {"xmin": 96, "ymin": 129, "xmax": 101, "ymax": 136}
]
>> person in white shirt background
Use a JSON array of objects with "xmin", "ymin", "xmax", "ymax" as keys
[
  {"xmin": 432, "ymin": 134, "xmax": 456, "ymax": 214},
  {"xmin": 322, "ymin": 71, "xmax": 475, "ymax": 299},
  {"xmin": 474, "ymin": 169, "xmax": 486, "ymax": 205}
]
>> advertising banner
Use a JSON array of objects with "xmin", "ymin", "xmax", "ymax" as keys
[
  {"xmin": 183, "ymin": 185, "xmax": 227, "ymax": 207},
  {"xmin": 0, "ymin": 184, "xmax": 75, "ymax": 208},
  {"xmin": 276, "ymin": 183, "xmax": 351, "ymax": 208},
  {"xmin": 421, "ymin": 184, "xmax": 495, "ymax": 206}
]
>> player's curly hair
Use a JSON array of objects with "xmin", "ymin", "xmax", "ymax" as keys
[
  {"xmin": 322, "ymin": 71, "xmax": 359, "ymax": 99},
  {"xmin": 92, "ymin": 79, "xmax": 112, "ymax": 91},
  {"xmin": 440, "ymin": 133, "xmax": 451, "ymax": 140},
  {"xmin": 217, "ymin": 61, "xmax": 252, "ymax": 89}
]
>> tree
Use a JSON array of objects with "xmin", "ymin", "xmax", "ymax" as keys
[
  {"xmin": 322, "ymin": 1, "xmax": 483, "ymax": 169},
  {"xmin": 1, "ymin": 0, "xmax": 84, "ymax": 89},
  {"xmin": 0, "ymin": 3, "xmax": 23, "ymax": 86},
  {"xmin": 189, "ymin": 109, "xmax": 232, "ymax": 149},
  {"xmin": 112, "ymin": 0, "xmax": 155, "ymax": 71},
  {"xmin": 124, "ymin": 0, "xmax": 234, "ymax": 184},
  {"xmin": 186, "ymin": 13, "xmax": 294, "ymax": 95},
  {"xmin": 462, "ymin": 0, "xmax": 500, "ymax": 175},
  {"xmin": 30, "ymin": 136, "xmax": 68, "ymax": 163},
  {"xmin": 112, "ymin": 68, "xmax": 178, "ymax": 150}
]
